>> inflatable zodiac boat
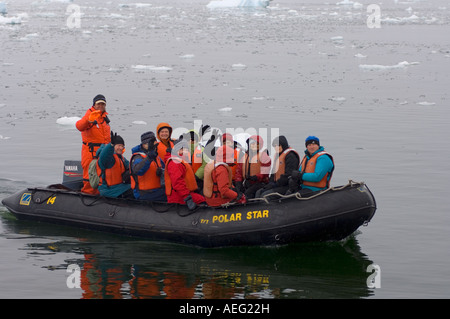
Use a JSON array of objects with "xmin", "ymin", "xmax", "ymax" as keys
[{"xmin": 1, "ymin": 161, "xmax": 377, "ymax": 248}]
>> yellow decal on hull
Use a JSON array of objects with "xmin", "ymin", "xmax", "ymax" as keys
[{"xmin": 208, "ymin": 210, "xmax": 270, "ymax": 224}]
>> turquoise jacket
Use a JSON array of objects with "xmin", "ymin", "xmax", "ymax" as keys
[
  {"xmin": 96, "ymin": 143, "xmax": 131, "ymax": 198},
  {"xmin": 300, "ymin": 146, "xmax": 334, "ymax": 192}
]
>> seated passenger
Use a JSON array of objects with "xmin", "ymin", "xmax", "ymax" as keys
[
  {"xmin": 256, "ymin": 135, "xmax": 300, "ymax": 199},
  {"xmin": 96, "ymin": 132, "xmax": 133, "ymax": 198},
  {"xmin": 156, "ymin": 122, "xmax": 175, "ymax": 162},
  {"xmin": 221, "ymin": 133, "xmax": 244, "ymax": 181},
  {"xmin": 235, "ymin": 135, "xmax": 271, "ymax": 199},
  {"xmin": 203, "ymin": 145, "xmax": 246, "ymax": 207},
  {"xmin": 164, "ymin": 141, "xmax": 206, "ymax": 210},
  {"xmin": 186, "ymin": 129, "xmax": 209, "ymax": 190},
  {"xmin": 287, "ymin": 136, "xmax": 335, "ymax": 195},
  {"xmin": 130, "ymin": 131, "xmax": 167, "ymax": 202}
]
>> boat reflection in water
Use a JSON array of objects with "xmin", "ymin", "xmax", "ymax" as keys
[{"xmin": 3, "ymin": 216, "xmax": 375, "ymax": 299}]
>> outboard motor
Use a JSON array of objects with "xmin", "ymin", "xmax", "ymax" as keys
[{"xmin": 62, "ymin": 160, "xmax": 83, "ymax": 191}]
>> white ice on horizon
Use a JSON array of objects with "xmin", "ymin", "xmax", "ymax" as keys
[{"xmin": 207, "ymin": 0, "xmax": 271, "ymax": 9}]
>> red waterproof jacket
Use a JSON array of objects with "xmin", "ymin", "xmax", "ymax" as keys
[{"xmin": 164, "ymin": 153, "xmax": 205, "ymax": 205}]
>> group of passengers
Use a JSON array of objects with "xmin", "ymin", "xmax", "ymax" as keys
[{"xmin": 76, "ymin": 95, "xmax": 334, "ymax": 210}]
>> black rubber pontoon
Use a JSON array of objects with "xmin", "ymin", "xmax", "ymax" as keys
[{"xmin": 1, "ymin": 180, "xmax": 376, "ymax": 248}]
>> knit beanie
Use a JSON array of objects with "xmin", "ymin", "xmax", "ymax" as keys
[
  {"xmin": 141, "ymin": 131, "xmax": 156, "ymax": 144},
  {"xmin": 305, "ymin": 136, "xmax": 320, "ymax": 147}
]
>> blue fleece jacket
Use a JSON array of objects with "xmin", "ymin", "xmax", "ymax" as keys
[{"xmin": 301, "ymin": 146, "xmax": 334, "ymax": 192}]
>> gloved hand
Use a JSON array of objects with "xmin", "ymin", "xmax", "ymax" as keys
[
  {"xmin": 122, "ymin": 170, "xmax": 131, "ymax": 184},
  {"xmin": 147, "ymin": 136, "xmax": 157, "ymax": 152},
  {"xmin": 184, "ymin": 194, "xmax": 197, "ymax": 211},
  {"xmin": 89, "ymin": 110, "xmax": 102, "ymax": 123},
  {"xmin": 291, "ymin": 170, "xmax": 303, "ymax": 184},
  {"xmin": 110, "ymin": 131, "xmax": 119, "ymax": 146}
]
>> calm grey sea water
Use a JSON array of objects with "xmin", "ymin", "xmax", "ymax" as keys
[{"xmin": 1, "ymin": 0, "xmax": 449, "ymax": 299}]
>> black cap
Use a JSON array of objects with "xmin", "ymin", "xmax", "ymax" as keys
[{"xmin": 93, "ymin": 94, "xmax": 106, "ymax": 105}]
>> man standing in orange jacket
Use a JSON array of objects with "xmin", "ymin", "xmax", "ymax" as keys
[{"xmin": 76, "ymin": 94, "xmax": 111, "ymax": 194}]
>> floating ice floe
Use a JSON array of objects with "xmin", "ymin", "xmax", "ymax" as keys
[
  {"xmin": 330, "ymin": 97, "xmax": 346, "ymax": 102},
  {"xmin": 232, "ymin": 63, "xmax": 247, "ymax": 69},
  {"xmin": 42, "ymin": 0, "xmax": 74, "ymax": 3},
  {"xmin": 0, "ymin": 134, "xmax": 11, "ymax": 140},
  {"xmin": 417, "ymin": 101, "xmax": 436, "ymax": 106},
  {"xmin": 207, "ymin": 0, "xmax": 271, "ymax": 9},
  {"xmin": 132, "ymin": 120, "xmax": 147, "ymax": 125},
  {"xmin": 381, "ymin": 14, "xmax": 436, "ymax": 25},
  {"xmin": 179, "ymin": 54, "xmax": 195, "ymax": 59},
  {"xmin": 0, "ymin": 13, "xmax": 27, "ymax": 25},
  {"xmin": 336, "ymin": 0, "xmax": 363, "ymax": 9},
  {"xmin": 119, "ymin": 3, "xmax": 152, "ymax": 8},
  {"xmin": 354, "ymin": 53, "xmax": 367, "ymax": 58},
  {"xmin": 0, "ymin": 2, "xmax": 7, "ymax": 15},
  {"xmin": 330, "ymin": 36, "xmax": 344, "ymax": 42},
  {"xmin": 359, "ymin": 61, "xmax": 419, "ymax": 71},
  {"xmin": 131, "ymin": 65, "xmax": 172, "ymax": 72},
  {"xmin": 56, "ymin": 116, "xmax": 81, "ymax": 127},
  {"xmin": 19, "ymin": 33, "xmax": 40, "ymax": 41},
  {"xmin": 219, "ymin": 107, "xmax": 233, "ymax": 112}
]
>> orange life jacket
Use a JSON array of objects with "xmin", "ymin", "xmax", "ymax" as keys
[
  {"xmin": 300, "ymin": 151, "xmax": 334, "ymax": 189},
  {"xmin": 203, "ymin": 161, "xmax": 233, "ymax": 199},
  {"xmin": 97, "ymin": 154, "xmax": 126, "ymax": 187},
  {"xmin": 157, "ymin": 140, "xmax": 174, "ymax": 162},
  {"xmin": 164, "ymin": 157, "xmax": 198, "ymax": 196},
  {"xmin": 229, "ymin": 148, "xmax": 241, "ymax": 179},
  {"xmin": 243, "ymin": 152, "xmax": 264, "ymax": 177},
  {"xmin": 273, "ymin": 148, "xmax": 300, "ymax": 182},
  {"xmin": 130, "ymin": 152, "xmax": 164, "ymax": 191}
]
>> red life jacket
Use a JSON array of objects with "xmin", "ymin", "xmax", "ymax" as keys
[{"xmin": 164, "ymin": 157, "xmax": 198, "ymax": 196}]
